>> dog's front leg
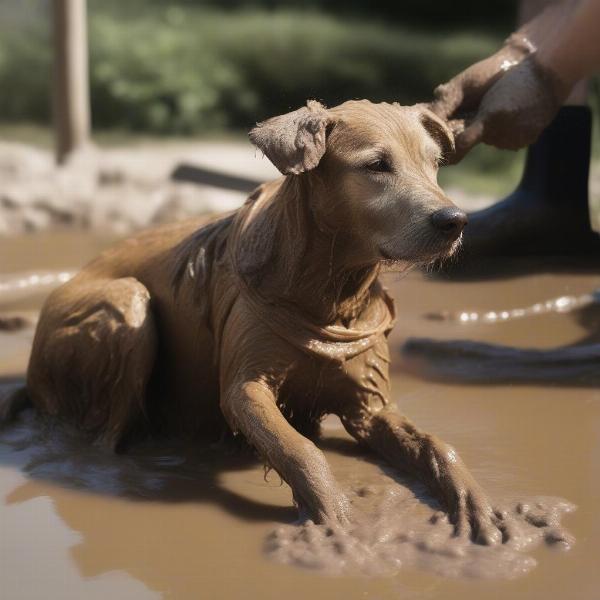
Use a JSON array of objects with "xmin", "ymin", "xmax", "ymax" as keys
[
  {"xmin": 341, "ymin": 404, "xmax": 508, "ymax": 545},
  {"xmin": 222, "ymin": 380, "xmax": 351, "ymax": 526}
]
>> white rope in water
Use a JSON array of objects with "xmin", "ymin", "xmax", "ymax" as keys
[
  {"xmin": 0, "ymin": 270, "xmax": 76, "ymax": 304},
  {"xmin": 428, "ymin": 289, "xmax": 600, "ymax": 324}
]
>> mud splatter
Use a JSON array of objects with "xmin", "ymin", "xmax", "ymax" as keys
[{"xmin": 266, "ymin": 482, "xmax": 575, "ymax": 579}]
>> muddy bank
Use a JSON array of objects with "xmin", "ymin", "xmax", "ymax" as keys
[{"xmin": 0, "ymin": 141, "xmax": 276, "ymax": 235}]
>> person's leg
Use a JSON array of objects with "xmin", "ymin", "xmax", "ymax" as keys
[{"xmin": 457, "ymin": 0, "xmax": 599, "ymax": 260}]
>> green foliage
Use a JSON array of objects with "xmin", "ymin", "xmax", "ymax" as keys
[
  {"xmin": 0, "ymin": 3, "xmax": 504, "ymax": 133},
  {"xmin": 0, "ymin": 17, "xmax": 51, "ymax": 122}
]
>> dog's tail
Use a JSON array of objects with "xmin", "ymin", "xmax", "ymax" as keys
[{"xmin": 0, "ymin": 385, "xmax": 32, "ymax": 427}]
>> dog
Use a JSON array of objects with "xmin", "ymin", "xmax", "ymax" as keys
[{"xmin": 24, "ymin": 100, "xmax": 508, "ymax": 545}]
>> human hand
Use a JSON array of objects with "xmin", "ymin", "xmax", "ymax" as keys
[
  {"xmin": 431, "ymin": 35, "xmax": 534, "ymax": 124},
  {"xmin": 444, "ymin": 55, "xmax": 568, "ymax": 162}
]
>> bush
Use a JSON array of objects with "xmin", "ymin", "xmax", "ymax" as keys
[
  {"xmin": 0, "ymin": 15, "xmax": 51, "ymax": 122},
  {"xmin": 0, "ymin": 3, "xmax": 504, "ymax": 134}
]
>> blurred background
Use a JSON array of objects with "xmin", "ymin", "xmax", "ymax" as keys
[{"xmin": 0, "ymin": 0, "xmax": 599, "ymax": 235}]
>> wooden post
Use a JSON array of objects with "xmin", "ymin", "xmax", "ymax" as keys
[{"xmin": 52, "ymin": 0, "xmax": 91, "ymax": 164}]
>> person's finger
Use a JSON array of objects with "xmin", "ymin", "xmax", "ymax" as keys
[
  {"xmin": 431, "ymin": 80, "xmax": 464, "ymax": 120},
  {"xmin": 450, "ymin": 118, "xmax": 485, "ymax": 163},
  {"xmin": 447, "ymin": 118, "xmax": 466, "ymax": 138}
]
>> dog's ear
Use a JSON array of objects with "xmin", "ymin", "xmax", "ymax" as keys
[
  {"xmin": 249, "ymin": 100, "xmax": 329, "ymax": 175},
  {"xmin": 418, "ymin": 105, "xmax": 455, "ymax": 160}
]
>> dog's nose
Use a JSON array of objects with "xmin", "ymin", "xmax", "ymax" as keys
[{"xmin": 430, "ymin": 207, "xmax": 468, "ymax": 235}]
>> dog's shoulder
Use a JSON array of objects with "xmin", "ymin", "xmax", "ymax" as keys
[{"xmin": 170, "ymin": 212, "xmax": 237, "ymax": 299}]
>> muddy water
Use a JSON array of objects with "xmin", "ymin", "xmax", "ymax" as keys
[{"xmin": 1, "ymin": 233, "xmax": 599, "ymax": 599}]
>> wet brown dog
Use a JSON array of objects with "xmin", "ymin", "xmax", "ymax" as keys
[{"xmin": 26, "ymin": 100, "xmax": 507, "ymax": 544}]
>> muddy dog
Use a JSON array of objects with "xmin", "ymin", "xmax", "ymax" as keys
[{"xmin": 25, "ymin": 100, "xmax": 508, "ymax": 544}]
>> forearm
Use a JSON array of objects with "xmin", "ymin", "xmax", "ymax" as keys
[
  {"xmin": 351, "ymin": 408, "xmax": 450, "ymax": 495},
  {"xmin": 431, "ymin": 1, "xmax": 582, "ymax": 120},
  {"xmin": 513, "ymin": 0, "xmax": 600, "ymax": 84},
  {"xmin": 432, "ymin": 0, "xmax": 598, "ymax": 157},
  {"xmin": 222, "ymin": 380, "xmax": 350, "ymax": 524},
  {"xmin": 341, "ymin": 405, "xmax": 503, "ymax": 544},
  {"xmin": 514, "ymin": 0, "xmax": 579, "ymax": 49},
  {"xmin": 536, "ymin": 0, "xmax": 600, "ymax": 85}
]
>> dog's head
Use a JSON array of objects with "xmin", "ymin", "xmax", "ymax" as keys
[{"xmin": 249, "ymin": 99, "xmax": 466, "ymax": 268}]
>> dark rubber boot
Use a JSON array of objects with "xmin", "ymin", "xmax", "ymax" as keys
[{"xmin": 457, "ymin": 106, "xmax": 600, "ymax": 261}]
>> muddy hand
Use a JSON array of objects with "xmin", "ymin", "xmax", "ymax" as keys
[
  {"xmin": 449, "ymin": 56, "xmax": 567, "ymax": 162},
  {"xmin": 431, "ymin": 34, "xmax": 533, "ymax": 122},
  {"xmin": 430, "ymin": 33, "xmax": 567, "ymax": 163}
]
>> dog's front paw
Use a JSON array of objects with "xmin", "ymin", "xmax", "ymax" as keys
[
  {"xmin": 448, "ymin": 485, "xmax": 503, "ymax": 546},
  {"xmin": 294, "ymin": 490, "xmax": 352, "ymax": 528},
  {"xmin": 429, "ymin": 442, "xmax": 503, "ymax": 545}
]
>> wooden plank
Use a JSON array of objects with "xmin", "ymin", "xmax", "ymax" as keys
[{"xmin": 52, "ymin": 0, "xmax": 91, "ymax": 164}]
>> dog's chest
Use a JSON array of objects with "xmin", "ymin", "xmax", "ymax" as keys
[{"xmin": 277, "ymin": 339, "xmax": 391, "ymax": 430}]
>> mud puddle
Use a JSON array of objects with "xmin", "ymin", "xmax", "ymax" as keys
[{"xmin": 1, "ymin": 232, "xmax": 600, "ymax": 600}]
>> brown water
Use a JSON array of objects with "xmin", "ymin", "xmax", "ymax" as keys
[{"xmin": 1, "ymin": 233, "xmax": 599, "ymax": 599}]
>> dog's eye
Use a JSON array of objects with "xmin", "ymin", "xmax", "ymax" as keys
[{"xmin": 365, "ymin": 158, "xmax": 392, "ymax": 173}]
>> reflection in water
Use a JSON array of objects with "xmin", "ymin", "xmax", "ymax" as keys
[
  {"xmin": 0, "ymin": 403, "xmax": 294, "ymax": 522},
  {"xmin": 403, "ymin": 338, "xmax": 600, "ymax": 386},
  {"xmin": 0, "ymin": 399, "xmax": 298, "ymax": 599}
]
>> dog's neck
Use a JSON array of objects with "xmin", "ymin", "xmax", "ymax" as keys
[{"xmin": 236, "ymin": 176, "xmax": 380, "ymax": 326}]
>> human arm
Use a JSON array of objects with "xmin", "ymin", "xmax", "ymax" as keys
[{"xmin": 432, "ymin": 0, "xmax": 600, "ymax": 161}]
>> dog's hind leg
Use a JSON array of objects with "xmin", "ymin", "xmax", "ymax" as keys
[{"xmin": 27, "ymin": 277, "xmax": 157, "ymax": 451}]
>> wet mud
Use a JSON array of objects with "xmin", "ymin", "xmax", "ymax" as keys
[
  {"xmin": 0, "ymin": 396, "xmax": 575, "ymax": 582},
  {"xmin": 266, "ymin": 481, "xmax": 574, "ymax": 579},
  {"xmin": 1, "ymin": 232, "xmax": 599, "ymax": 600},
  {"xmin": 0, "ymin": 405, "xmax": 576, "ymax": 583}
]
